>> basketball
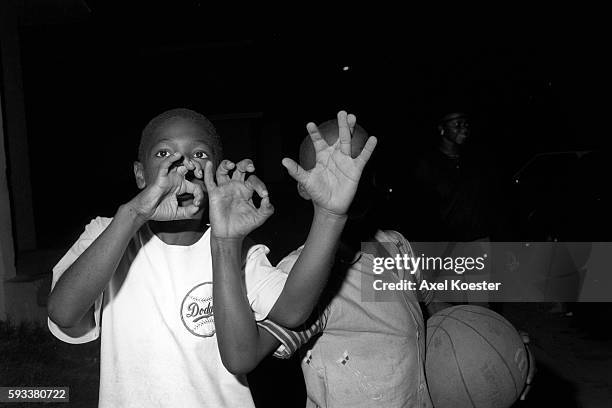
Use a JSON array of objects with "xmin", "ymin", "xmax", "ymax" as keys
[{"xmin": 425, "ymin": 305, "xmax": 529, "ymax": 408}]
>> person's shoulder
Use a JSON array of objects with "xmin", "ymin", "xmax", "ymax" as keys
[
  {"xmin": 276, "ymin": 245, "xmax": 304, "ymax": 272},
  {"xmin": 242, "ymin": 236, "xmax": 256, "ymax": 253},
  {"xmin": 89, "ymin": 216, "xmax": 113, "ymax": 228},
  {"xmin": 379, "ymin": 230, "xmax": 406, "ymax": 244},
  {"xmin": 241, "ymin": 237, "xmax": 284, "ymax": 268},
  {"xmin": 241, "ymin": 236, "xmax": 261, "ymax": 265},
  {"xmin": 82, "ymin": 216, "xmax": 113, "ymax": 238},
  {"xmin": 242, "ymin": 236, "xmax": 270, "ymax": 254},
  {"xmin": 52, "ymin": 216, "xmax": 114, "ymax": 276},
  {"xmin": 379, "ymin": 230, "xmax": 414, "ymax": 256},
  {"xmin": 282, "ymin": 245, "xmax": 304, "ymax": 260}
]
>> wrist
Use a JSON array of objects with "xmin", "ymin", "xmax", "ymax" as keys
[
  {"xmin": 211, "ymin": 235, "xmax": 244, "ymax": 248},
  {"xmin": 313, "ymin": 205, "xmax": 348, "ymax": 223},
  {"xmin": 118, "ymin": 202, "xmax": 149, "ymax": 228}
]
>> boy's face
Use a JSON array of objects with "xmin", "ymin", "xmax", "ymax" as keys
[{"xmin": 134, "ymin": 118, "xmax": 214, "ymax": 216}]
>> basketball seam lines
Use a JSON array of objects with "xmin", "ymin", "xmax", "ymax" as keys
[
  {"xmin": 426, "ymin": 310, "xmax": 456, "ymax": 350},
  {"xmin": 426, "ymin": 306, "xmax": 469, "ymax": 350},
  {"xmin": 454, "ymin": 309, "xmax": 517, "ymax": 332},
  {"xmin": 439, "ymin": 326, "xmax": 477, "ymax": 408},
  {"xmin": 439, "ymin": 315, "xmax": 520, "ymax": 399}
]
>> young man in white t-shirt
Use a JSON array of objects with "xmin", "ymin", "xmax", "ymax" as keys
[{"xmin": 47, "ymin": 108, "xmax": 373, "ymax": 407}]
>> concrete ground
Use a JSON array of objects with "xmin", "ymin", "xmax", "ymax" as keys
[{"xmin": 1, "ymin": 300, "xmax": 610, "ymax": 407}]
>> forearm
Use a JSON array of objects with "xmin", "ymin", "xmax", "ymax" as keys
[
  {"xmin": 211, "ymin": 237, "xmax": 262, "ymax": 374},
  {"xmin": 269, "ymin": 206, "xmax": 347, "ymax": 327},
  {"xmin": 47, "ymin": 204, "xmax": 145, "ymax": 328}
]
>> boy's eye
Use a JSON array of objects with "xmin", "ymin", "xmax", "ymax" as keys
[
  {"xmin": 193, "ymin": 151, "xmax": 208, "ymax": 159},
  {"xmin": 155, "ymin": 150, "xmax": 171, "ymax": 158}
]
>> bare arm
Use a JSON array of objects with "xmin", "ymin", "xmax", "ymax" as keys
[
  {"xmin": 267, "ymin": 111, "xmax": 376, "ymax": 327},
  {"xmin": 207, "ymin": 159, "xmax": 335, "ymax": 372},
  {"xmin": 47, "ymin": 205, "xmax": 145, "ymax": 331},
  {"xmin": 266, "ymin": 207, "xmax": 346, "ymax": 326},
  {"xmin": 47, "ymin": 153, "xmax": 204, "ymax": 333},
  {"xmin": 205, "ymin": 157, "xmax": 277, "ymax": 374},
  {"xmin": 209, "ymin": 111, "xmax": 377, "ymax": 373},
  {"xmin": 211, "ymin": 237, "xmax": 283, "ymax": 373}
]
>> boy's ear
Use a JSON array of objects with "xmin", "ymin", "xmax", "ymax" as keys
[
  {"xmin": 297, "ymin": 183, "xmax": 311, "ymax": 200},
  {"xmin": 134, "ymin": 161, "xmax": 146, "ymax": 189}
]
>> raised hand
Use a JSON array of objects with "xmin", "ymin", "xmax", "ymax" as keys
[
  {"xmin": 281, "ymin": 111, "xmax": 377, "ymax": 216},
  {"xmin": 204, "ymin": 159, "xmax": 274, "ymax": 240},
  {"xmin": 132, "ymin": 152, "xmax": 205, "ymax": 221}
]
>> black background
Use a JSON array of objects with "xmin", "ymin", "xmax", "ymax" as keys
[{"xmin": 16, "ymin": 5, "xmax": 609, "ymax": 251}]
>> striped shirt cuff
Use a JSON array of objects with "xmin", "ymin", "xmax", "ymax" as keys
[{"xmin": 257, "ymin": 319, "xmax": 323, "ymax": 359}]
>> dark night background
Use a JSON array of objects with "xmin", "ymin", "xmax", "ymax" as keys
[
  {"xmin": 15, "ymin": 4, "xmax": 609, "ymax": 252},
  {"xmin": 2, "ymin": 2, "xmax": 611, "ymax": 407}
]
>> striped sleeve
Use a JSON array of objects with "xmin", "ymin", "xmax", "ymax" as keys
[{"xmin": 257, "ymin": 308, "xmax": 327, "ymax": 359}]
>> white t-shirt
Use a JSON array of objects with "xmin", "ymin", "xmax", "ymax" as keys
[{"xmin": 48, "ymin": 217, "xmax": 289, "ymax": 408}]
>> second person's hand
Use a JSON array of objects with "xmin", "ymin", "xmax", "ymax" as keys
[{"xmin": 281, "ymin": 111, "xmax": 377, "ymax": 216}]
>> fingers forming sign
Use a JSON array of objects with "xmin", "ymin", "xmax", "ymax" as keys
[
  {"xmin": 204, "ymin": 159, "xmax": 274, "ymax": 240},
  {"xmin": 281, "ymin": 111, "xmax": 377, "ymax": 216},
  {"xmin": 135, "ymin": 153, "xmax": 206, "ymax": 221}
]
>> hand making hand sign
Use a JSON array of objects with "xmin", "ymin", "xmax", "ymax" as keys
[
  {"xmin": 204, "ymin": 158, "xmax": 274, "ymax": 240},
  {"xmin": 132, "ymin": 153, "xmax": 205, "ymax": 221},
  {"xmin": 281, "ymin": 110, "xmax": 377, "ymax": 216}
]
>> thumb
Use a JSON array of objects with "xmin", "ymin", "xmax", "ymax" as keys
[
  {"xmin": 258, "ymin": 196, "xmax": 275, "ymax": 218},
  {"xmin": 175, "ymin": 204, "xmax": 201, "ymax": 220},
  {"xmin": 282, "ymin": 158, "xmax": 308, "ymax": 183}
]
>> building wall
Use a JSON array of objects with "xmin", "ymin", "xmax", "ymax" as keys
[
  {"xmin": 0, "ymin": 78, "xmax": 16, "ymax": 321},
  {"xmin": 1, "ymin": 0, "xmax": 36, "ymax": 254},
  {"xmin": 1, "ymin": 2, "xmax": 44, "ymax": 324}
]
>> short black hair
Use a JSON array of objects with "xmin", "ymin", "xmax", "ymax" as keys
[{"xmin": 138, "ymin": 108, "xmax": 223, "ymax": 165}]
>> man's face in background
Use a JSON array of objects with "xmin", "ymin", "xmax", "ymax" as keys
[{"xmin": 440, "ymin": 113, "xmax": 470, "ymax": 145}]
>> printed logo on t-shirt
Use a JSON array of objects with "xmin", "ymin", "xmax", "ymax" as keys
[{"xmin": 180, "ymin": 282, "xmax": 215, "ymax": 337}]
